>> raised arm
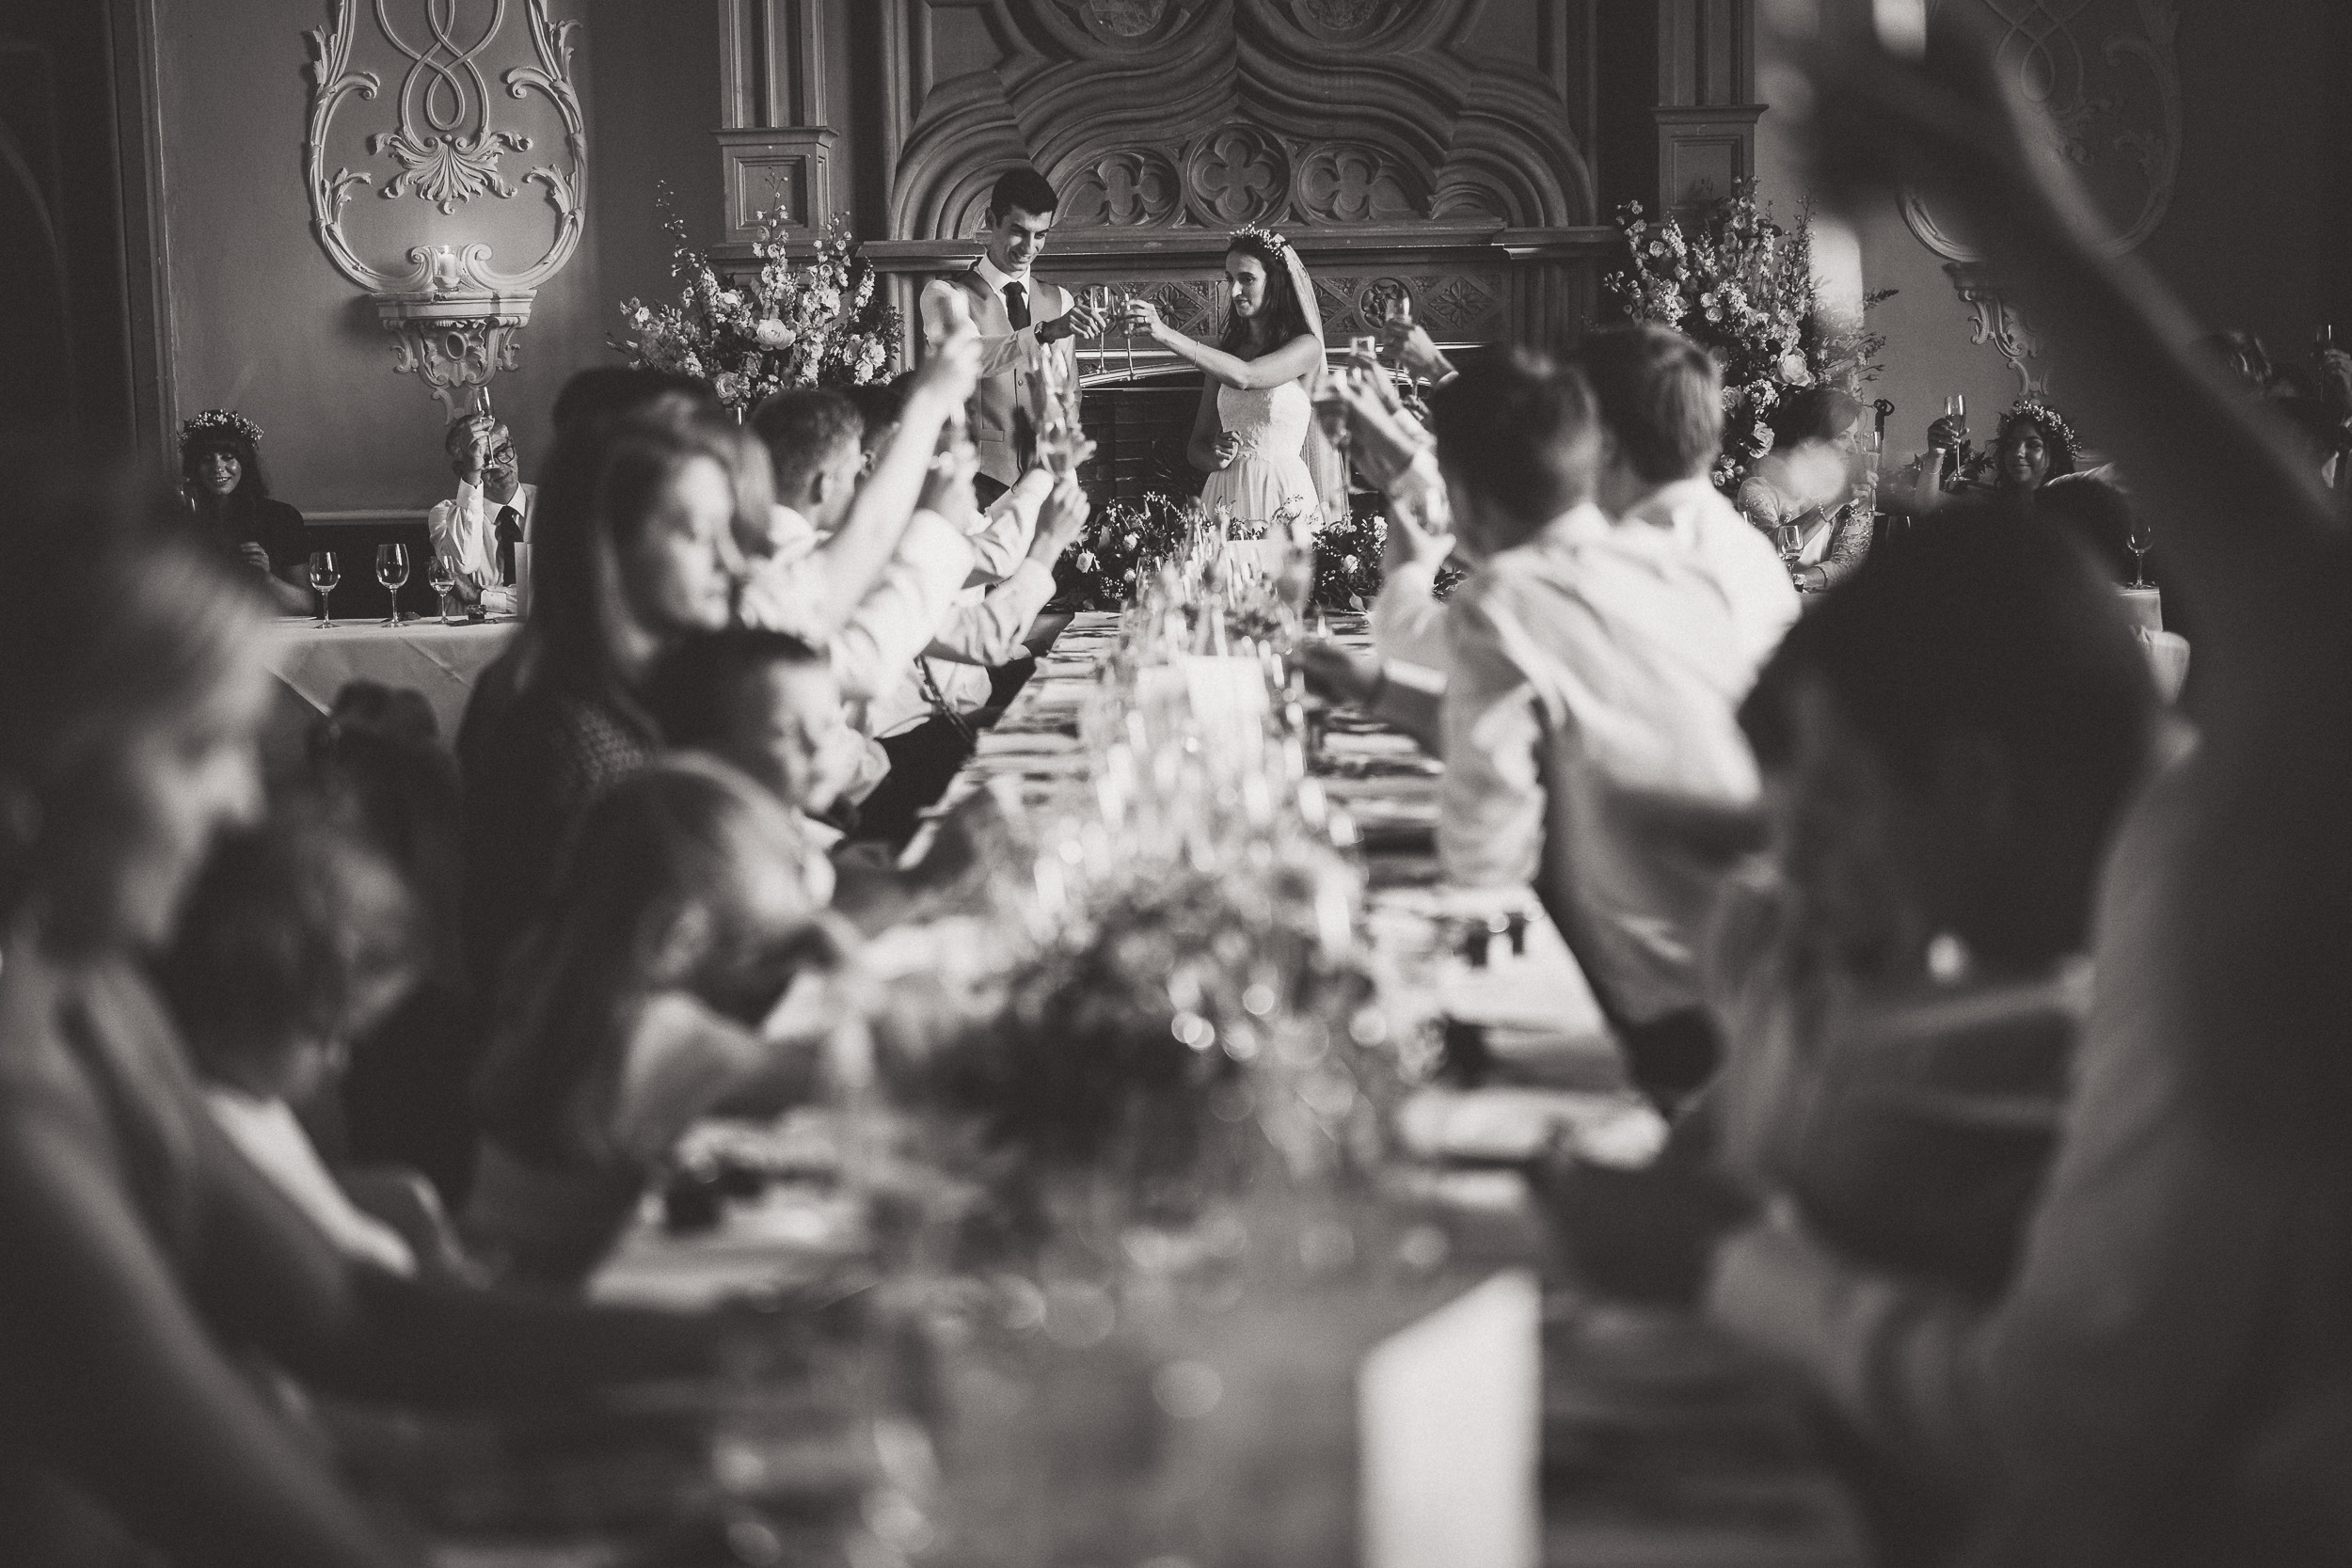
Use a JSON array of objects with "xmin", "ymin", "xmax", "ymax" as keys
[
  {"xmin": 802, "ymin": 328, "xmax": 984, "ymax": 632},
  {"xmin": 1127, "ymin": 302, "xmax": 1323, "ymax": 392}
]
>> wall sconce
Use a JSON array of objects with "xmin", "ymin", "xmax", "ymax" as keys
[{"xmin": 303, "ymin": 0, "xmax": 586, "ymax": 416}]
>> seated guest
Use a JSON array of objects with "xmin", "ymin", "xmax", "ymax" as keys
[
  {"xmin": 466, "ymin": 758, "xmax": 845, "ymax": 1287},
  {"xmin": 739, "ymin": 336, "xmax": 984, "ymax": 647},
  {"xmin": 155, "ymin": 812, "xmax": 436, "ymax": 1279},
  {"xmin": 457, "ymin": 405, "xmax": 765, "ymax": 1000},
  {"xmin": 425, "ymin": 409, "xmax": 532, "ymax": 615},
  {"xmin": 1306, "ymin": 356, "xmax": 1762, "ymax": 1104},
  {"xmin": 0, "ymin": 444, "xmax": 735, "ymax": 1566},
  {"xmin": 309, "ymin": 683, "xmax": 481, "ymax": 1206},
  {"xmin": 1579, "ymin": 324, "xmax": 1802, "ymax": 667},
  {"xmin": 1699, "ymin": 511, "xmax": 2156, "ymax": 1297},
  {"xmin": 1736, "ymin": 387, "xmax": 1873, "ymax": 591},
  {"xmin": 456, "ymin": 367, "xmax": 726, "ymax": 756},
  {"xmin": 853, "ymin": 470, "xmax": 1092, "ymax": 846},
  {"xmin": 178, "ymin": 408, "xmax": 313, "ymax": 614},
  {"xmin": 1986, "ymin": 397, "xmax": 2080, "ymax": 500},
  {"xmin": 1705, "ymin": 19, "xmax": 2351, "ymax": 1560},
  {"xmin": 648, "ymin": 627, "xmax": 864, "ymax": 896}
]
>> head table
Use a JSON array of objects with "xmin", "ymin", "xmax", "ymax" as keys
[
  {"xmin": 322, "ymin": 609, "xmax": 1867, "ymax": 1568},
  {"xmin": 263, "ymin": 614, "xmax": 518, "ymax": 742}
]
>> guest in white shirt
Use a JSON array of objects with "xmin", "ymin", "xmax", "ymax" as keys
[
  {"xmin": 1304, "ymin": 355, "xmax": 1762, "ymax": 1103},
  {"xmin": 426, "ymin": 412, "xmax": 533, "ymax": 616},
  {"xmin": 1577, "ymin": 325, "xmax": 1801, "ymax": 670}
]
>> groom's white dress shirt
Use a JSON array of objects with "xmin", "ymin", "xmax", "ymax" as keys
[{"xmin": 426, "ymin": 479, "xmax": 535, "ymax": 615}]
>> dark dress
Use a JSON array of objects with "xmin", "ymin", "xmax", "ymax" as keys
[
  {"xmin": 456, "ymin": 675, "xmax": 660, "ymax": 1003},
  {"xmin": 190, "ymin": 495, "xmax": 311, "ymax": 583}
]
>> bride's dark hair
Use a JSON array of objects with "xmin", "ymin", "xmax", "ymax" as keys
[{"xmin": 1218, "ymin": 232, "xmax": 1316, "ymax": 358}]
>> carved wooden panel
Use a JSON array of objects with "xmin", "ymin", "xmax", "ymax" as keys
[
  {"xmin": 718, "ymin": 125, "xmax": 837, "ymax": 243},
  {"xmin": 882, "ymin": 0, "xmax": 1596, "ymax": 242}
]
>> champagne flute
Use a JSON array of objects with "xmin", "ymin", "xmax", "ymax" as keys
[
  {"xmin": 375, "ymin": 542, "xmax": 410, "ymax": 626},
  {"xmin": 1117, "ymin": 287, "xmax": 1139, "ymax": 381},
  {"xmin": 308, "ymin": 550, "xmax": 341, "ymax": 627},
  {"xmin": 425, "ymin": 552, "xmax": 459, "ymax": 625}
]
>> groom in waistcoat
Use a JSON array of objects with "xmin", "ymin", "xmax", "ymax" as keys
[{"xmin": 918, "ymin": 166, "xmax": 1102, "ymax": 507}]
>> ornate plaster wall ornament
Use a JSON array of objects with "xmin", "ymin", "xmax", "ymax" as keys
[
  {"xmin": 1900, "ymin": 0, "xmax": 2180, "ymax": 394},
  {"xmin": 303, "ymin": 0, "xmax": 586, "ymax": 413}
]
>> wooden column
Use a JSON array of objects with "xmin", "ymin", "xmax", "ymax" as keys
[{"xmin": 715, "ymin": 0, "xmax": 839, "ymax": 245}]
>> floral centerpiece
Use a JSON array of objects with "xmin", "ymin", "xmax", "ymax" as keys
[
  {"xmin": 1604, "ymin": 184, "xmax": 1889, "ymax": 491},
  {"xmin": 613, "ymin": 187, "xmax": 901, "ymax": 414},
  {"xmin": 1057, "ymin": 492, "xmax": 1391, "ymax": 613}
]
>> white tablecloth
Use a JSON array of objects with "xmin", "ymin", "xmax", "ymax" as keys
[{"xmin": 263, "ymin": 616, "xmax": 517, "ymax": 743}]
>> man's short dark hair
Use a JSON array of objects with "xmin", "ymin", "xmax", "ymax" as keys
[
  {"xmin": 649, "ymin": 627, "xmax": 830, "ymax": 751},
  {"xmin": 1575, "ymin": 325, "xmax": 1724, "ymax": 483},
  {"xmin": 1427, "ymin": 351, "xmax": 1603, "ymax": 522},
  {"xmin": 750, "ymin": 388, "xmax": 864, "ymax": 499},
  {"xmin": 842, "ymin": 379, "xmax": 912, "ymax": 452},
  {"xmin": 989, "ymin": 166, "xmax": 1059, "ymax": 222}
]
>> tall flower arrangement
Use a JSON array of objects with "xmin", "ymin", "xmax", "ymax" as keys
[
  {"xmin": 1604, "ymin": 186, "xmax": 1889, "ymax": 490},
  {"xmin": 614, "ymin": 188, "xmax": 901, "ymax": 415}
]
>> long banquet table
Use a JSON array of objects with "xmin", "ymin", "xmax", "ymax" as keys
[
  {"xmin": 263, "ymin": 614, "xmax": 518, "ymax": 741},
  {"xmin": 409, "ymin": 611, "xmax": 1868, "ymax": 1568}
]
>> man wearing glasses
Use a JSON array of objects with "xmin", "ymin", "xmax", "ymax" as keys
[{"xmin": 426, "ymin": 411, "xmax": 533, "ymax": 615}]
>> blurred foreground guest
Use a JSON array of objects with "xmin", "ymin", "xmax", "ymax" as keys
[
  {"xmin": 1737, "ymin": 387, "xmax": 1872, "ymax": 592},
  {"xmin": 0, "ymin": 446, "xmax": 727, "ymax": 1567},
  {"xmin": 1304, "ymin": 356, "xmax": 1761, "ymax": 1105},
  {"xmin": 156, "ymin": 814, "xmax": 436, "ymax": 1279},
  {"xmin": 457, "ymin": 407, "xmax": 764, "ymax": 998},
  {"xmin": 179, "ymin": 408, "xmax": 314, "ymax": 614},
  {"xmin": 309, "ymin": 684, "xmax": 480, "ymax": 1206},
  {"xmin": 466, "ymin": 758, "xmax": 846, "ymax": 1288},
  {"xmin": 425, "ymin": 411, "xmax": 532, "ymax": 615},
  {"xmin": 1579, "ymin": 324, "xmax": 1801, "ymax": 665},
  {"xmin": 1705, "ymin": 11, "xmax": 2352, "ymax": 1562},
  {"xmin": 1703, "ymin": 513, "xmax": 2155, "ymax": 1294}
]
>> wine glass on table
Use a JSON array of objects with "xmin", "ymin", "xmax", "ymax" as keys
[
  {"xmin": 307, "ymin": 550, "xmax": 341, "ymax": 628},
  {"xmin": 425, "ymin": 552, "xmax": 459, "ymax": 625},
  {"xmin": 375, "ymin": 542, "xmax": 410, "ymax": 626},
  {"xmin": 2126, "ymin": 515, "xmax": 2155, "ymax": 588}
]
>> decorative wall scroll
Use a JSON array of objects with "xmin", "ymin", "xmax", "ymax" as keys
[
  {"xmin": 1901, "ymin": 0, "xmax": 2179, "ymax": 394},
  {"xmin": 302, "ymin": 0, "xmax": 586, "ymax": 413},
  {"xmin": 889, "ymin": 0, "xmax": 1594, "ymax": 245}
]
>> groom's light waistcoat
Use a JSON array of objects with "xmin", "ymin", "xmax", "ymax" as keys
[{"xmin": 941, "ymin": 267, "xmax": 1079, "ymax": 488}]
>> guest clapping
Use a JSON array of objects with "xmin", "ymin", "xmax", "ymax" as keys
[
  {"xmin": 426, "ymin": 410, "xmax": 533, "ymax": 615},
  {"xmin": 179, "ymin": 408, "xmax": 314, "ymax": 614}
]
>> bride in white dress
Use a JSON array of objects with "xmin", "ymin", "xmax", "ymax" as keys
[{"xmin": 1124, "ymin": 228, "xmax": 1347, "ymax": 530}]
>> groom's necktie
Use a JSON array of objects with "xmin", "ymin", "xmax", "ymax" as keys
[
  {"xmin": 1001, "ymin": 280, "xmax": 1036, "ymax": 466},
  {"xmin": 494, "ymin": 504, "xmax": 522, "ymax": 586}
]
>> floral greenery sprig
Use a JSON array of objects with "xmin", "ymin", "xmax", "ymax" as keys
[
  {"xmin": 612, "ymin": 185, "xmax": 902, "ymax": 414},
  {"xmin": 1605, "ymin": 184, "xmax": 1891, "ymax": 492}
]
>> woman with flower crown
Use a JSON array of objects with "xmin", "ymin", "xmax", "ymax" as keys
[
  {"xmin": 1122, "ymin": 227, "xmax": 1347, "ymax": 529},
  {"xmin": 179, "ymin": 409, "xmax": 314, "ymax": 615}
]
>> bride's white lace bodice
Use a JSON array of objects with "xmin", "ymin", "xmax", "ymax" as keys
[{"xmin": 1216, "ymin": 379, "xmax": 1311, "ymax": 460}]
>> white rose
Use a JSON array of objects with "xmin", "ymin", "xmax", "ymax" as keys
[
  {"xmin": 1123, "ymin": 532, "xmax": 1139, "ymax": 550},
  {"xmin": 755, "ymin": 318, "xmax": 793, "ymax": 349},
  {"xmin": 1778, "ymin": 352, "xmax": 1814, "ymax": 386},
  {"xmin": 1076, "ymin": 550, "xmax": 1097, "ymax": 572}
]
